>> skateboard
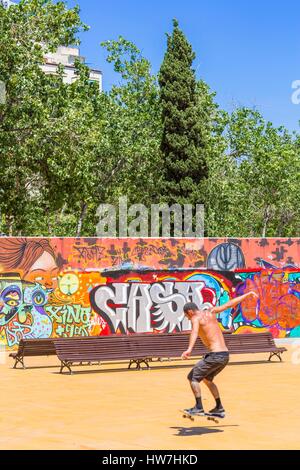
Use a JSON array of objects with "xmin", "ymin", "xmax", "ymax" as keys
[{"xmin": 180, "ymin": 410, "xmax": 224, "ymax": 424}]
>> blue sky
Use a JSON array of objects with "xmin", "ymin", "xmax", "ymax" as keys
[{"xmin": 44, "ymin": 1, "xmax": 300, "ymax": 131}]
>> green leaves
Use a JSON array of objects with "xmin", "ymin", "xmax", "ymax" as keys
[
  {"xmin": 0, "ymin": 0, "xmax": 89, "ymax": 235},
  {"xmin": 205, "ymin": 107, "xmax": 300, "ymax": 237},
  {"xmin": 100, "ymin": 37, "xmax": 162, "ymax": 206},
  {"xmin": 159, "ymin": 21, "xmax": 209, "ymax": 207},
  {"xmin": 0, "ymin": 4, "xmax": 299, "ymax": 237}
]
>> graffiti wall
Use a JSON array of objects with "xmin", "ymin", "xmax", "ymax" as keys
[{"xmin": 0, "ymin": 237, "xmax": 300, "ymax": 348}]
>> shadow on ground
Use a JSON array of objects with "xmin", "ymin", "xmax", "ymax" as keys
[
  {"xmin": 51, "ymin": 359, "xmax": 279, "ymax": 375},
  {"xmin": 171, "ymin": 425, "xmax": 239, "ymax": 437}
]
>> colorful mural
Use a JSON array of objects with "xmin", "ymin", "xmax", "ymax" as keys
[{"xmin": 0, "ymin": 237, "xmax": 299, "ymax": 348}]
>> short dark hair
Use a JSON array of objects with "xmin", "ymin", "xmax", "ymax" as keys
[{"xmin": 183, "ymin": 302, "xmax": 199, "ymax": 314}]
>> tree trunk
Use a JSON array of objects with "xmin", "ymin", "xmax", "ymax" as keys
[
  {"xmin": 55, "ymin": 203, "xmax": 67, "ymax": 229},
  {"xmin": 262, "ymin": 206, "xmax": 271, "ymax": 238},
  {"xmin": 7, "ymin": 215, "xmax": 14, "ymax": 236},
  {"xmin": 45, "ymin": 208, "xmax": 53, "ymax": 236},
  {"xmin": 76, "ymin": 202, "xmax": 87, "ymax": 237}
]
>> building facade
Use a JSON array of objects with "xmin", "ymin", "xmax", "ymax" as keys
[
  {"xmin": 42, "ymin": 46, "xmax": 102, "ymax": 91},
  {"xmin": 1, "ymin": 1, "xmax": 103, "ymax": 91},
  {"xmin": 0, "ymin": 0, "xmax": 15, "ymax": 8}
]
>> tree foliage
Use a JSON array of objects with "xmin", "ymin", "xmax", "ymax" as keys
[
  {"xmin": 158, "ymin": 19, "xmax": 208, "ymax": 206},
  {"xmin": 0, "ymin": 2, "xmax": 299, "ymax": 237}
]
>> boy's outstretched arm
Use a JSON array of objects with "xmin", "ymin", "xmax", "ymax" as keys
[{"xmin": 211, "ymin": 291, "xmax": 258, "ymax": 315}]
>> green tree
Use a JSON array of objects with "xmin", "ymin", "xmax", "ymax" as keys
[
  {"xmin": 158, "ymin": 19, "xmax": 208, "ymax": 206},
  {"xmin": 228, "ymin": 108, "xmax": 300, "ymax": 237},
  {"xmin": 1, "ymin": 2, "xmax": 299, "ymax": 238},
  {"xmin": 28, "ymin": 61, "xmax": 106, "ymax": 237},
  {"xmin": 206, "ymin": 108, "xmax": 300, "ymax": 237},
  {"xmin": 100, "ymin": 37, "xmax": 162, "ymax": 207},
  {"xmin": 0, "ymin": 0, "xmax": 87, "ymax": 235}
]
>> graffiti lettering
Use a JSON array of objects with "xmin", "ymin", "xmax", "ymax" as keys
[
  {"xmin": 46, "ymin": 305, "xmax": 91, "ymax": 338},
  {"xmin": 90, "ymin": 282, "xmax": 212, "ymax": 334},
  {"xmin": 74, "ymin": 245, "xmax": 105, "ymax": 263}
]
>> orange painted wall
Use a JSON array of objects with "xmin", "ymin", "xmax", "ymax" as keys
[{"xmin": 0, "ymin": 237, "xmax": 299, "ymax": 348}]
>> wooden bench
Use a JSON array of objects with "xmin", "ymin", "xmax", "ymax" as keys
[
  {"xmin": 54, "ymin": 331, "xmax": 286, "ymax": 374},
  {"xmin": 224, "ymin": 332, "xmax": 286, "ymax": 362},
  {"xmin": 9, "ymin": 336, "xmax": 102, "ymax": 369},
  {"xmin": 9, "ymin": 339, "xmax": 57, "ymax": 369},
  {"xmin": 54, "ymin": 333, "xmax": 207, "ymax": 374}
]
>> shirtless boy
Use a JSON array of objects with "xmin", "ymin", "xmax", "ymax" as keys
[{"xmin": 182, "ymin": 291, "xmax": 258, "ymax": 418}]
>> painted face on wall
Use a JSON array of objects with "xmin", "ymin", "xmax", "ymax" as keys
[
  {"xmin": 0, "ymin": 282, "xmax": 53, "ymax": 347},
  {"xmin": 26, "ymin": 251, "xmax": 59, "ymax": 289},
  {"xmin": 22, "ymin": 284, "xmax": 53, "ymax": 339},
  {"xmin": 0, "ymin": 286, "xmax": 22, "ymax": 326}
]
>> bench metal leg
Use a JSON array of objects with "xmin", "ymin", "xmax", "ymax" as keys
[
  {"xmin": 140, "ymin": 359, "xmax": 151, "ymax": 370},
  {"xmin": 13, "ymin": 356, "xmax": 25, "ymax": 370},
  {"xmin": 269, "ymin": 352, "xmax": 282, "ymax": 362},
  {"xmin": 128, "ymin": 360, "xmax": 138, "ymax": 370},
  {"xmin": 60, "ymin": 361, "xmax": 73, "ymax": 375},
  {"xmin": 128, "ymin": 359, "xmax": 151, "ymax": 371}
]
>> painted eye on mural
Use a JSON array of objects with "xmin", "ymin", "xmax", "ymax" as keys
[
  {"xmin": 6, "ymin": 299, "xmax": 18, "ymax": 307},
  {"xmin": 32, "ymin": 291, "xmax": 46, "ymax": 306},
  {"xmin": 1, "ymin": 286, "xmax": 21, "ymax": 307}
]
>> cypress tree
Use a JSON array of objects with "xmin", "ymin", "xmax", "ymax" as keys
[{"xmin": 159, "ymin": 19, "xmax": 208, "ymax": 205}]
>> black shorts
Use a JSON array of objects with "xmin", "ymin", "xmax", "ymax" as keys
[{"xmin": 188, "ymin": 352, "xmax": 230, "ymax": 383}]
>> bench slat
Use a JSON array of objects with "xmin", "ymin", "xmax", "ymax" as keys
[{"xmin": 10, "ymin": 331, "xmax": 287, "ymax": 371}]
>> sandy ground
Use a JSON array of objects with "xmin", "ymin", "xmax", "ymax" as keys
[{"xmin": 1, "ymin": 346, "xmax": 300, "ymax": 450}]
